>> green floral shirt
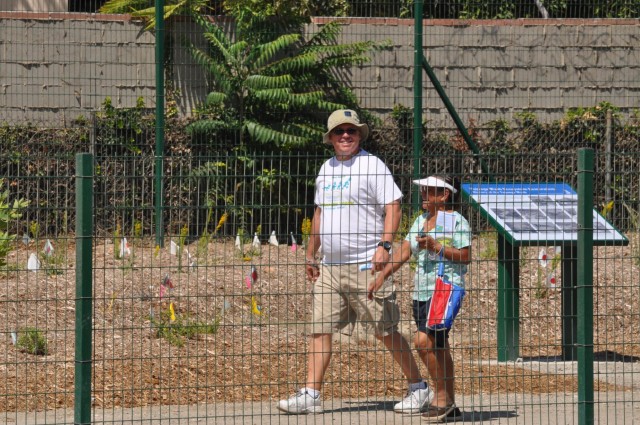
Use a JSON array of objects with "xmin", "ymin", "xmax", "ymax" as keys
[{"xmin": 405, "ymin": 211, "xmax": 472, "ymax": 301}]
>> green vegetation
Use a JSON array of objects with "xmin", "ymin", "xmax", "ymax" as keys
[
  {"xmin": 100, "ymin": 0, "xmax": 214, "ymax": 30},
  {"xmin": 16, "ymin": 328, "xmax": 49, "ymax": 356},
  {"xmin": 478, "ymin": 231, "xmax": 498, "ymax": 260},
  {"xmin": 0, "ymin": 179, "xmax": 28, "ymax": 269},
  {"xmin": 150, "ymin": 306, "xmax": 220, "ymax": 347},
  {"xmin": 185, "ymin": 16, "xmax": 383, "ymax": 150},
  {"xmin": 177, "ymin": 224, "xmax": 189, "ymax": 271},
  {"xmin": 371, "ymin": 0, "xmax": 640, "ymax": 19}
]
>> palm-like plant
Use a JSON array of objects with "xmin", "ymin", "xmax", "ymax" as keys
[
  {"xmin": 186, "ymin": 16, "xmax": 383, "ymax": 150},
  {"xmin": 100, "ymin": 0, "xmax": 215, "ymax": 30}
]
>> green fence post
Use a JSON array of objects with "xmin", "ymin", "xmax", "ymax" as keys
[
  {"xmin": 577, "ymin": 148, "xmax": 595, "ymax": 425},
  {"xmin": 561, "ymin": 244, "xmax": 578, "ymax": 360},
  {"xmin": 74, "ymin": 153, "xmax": 93, "ymax": 425},
  {"xmin": 154, "ymin": 0, "xmax": 165, "ymax": 247},
  {"xmin": 412, "ymin": 0, "xmax": 424, "ymax": 213},
  {"xmin": 497, "ymin": 234, "xmax": 520, "ymax": 361}
]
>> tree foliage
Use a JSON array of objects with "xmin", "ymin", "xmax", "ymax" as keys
[
  {"xmin": 186, "ymin": 15, "xmax": 384, "ymax": 150},
  {"xmin": 348, "ymin": 0, "xmax": 640, "ymax": 19},
  {"xmin": 100, "ymin": 0, "xmax": 216, "ymax": 30}
]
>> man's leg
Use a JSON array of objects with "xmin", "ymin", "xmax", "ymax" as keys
[
  {"xmin": 277, "ymin": 333, "xmax": 332, "ymax": 414},
  {"xmin": 380, "ymin": 330, "xmax": 434, "ymax": 414},
  {"xmin": 306, "ymin": 333, "xmax": 332, "ymax": 390}
]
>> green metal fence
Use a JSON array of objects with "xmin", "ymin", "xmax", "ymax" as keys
[
  {"xmin": 1, "ymin": 148, "xmax": 639, "ymax": 424},
  {"xmin": 1, "ymin": 1, "xmax": 640, "ymax": 424}
]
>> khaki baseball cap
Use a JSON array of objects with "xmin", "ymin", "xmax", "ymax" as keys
[{"xmin": 322, "ymin": 109, "xmax": 369, "ymax": 144}]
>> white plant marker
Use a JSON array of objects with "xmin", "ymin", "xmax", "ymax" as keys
[
  {"xmin": 27, "ymin": 253, "xmax": 40, "ymax": 271},
  {"xmin": 268, "ymin": 230, "xmax": 279, "ymax": 246},
  {"xmin": 119, "ymin": 237, "xmax": 131, "ymax": 258},
  {"xmin": 43, "ymin": 239, "xmax": 54, "ymax": 257}
]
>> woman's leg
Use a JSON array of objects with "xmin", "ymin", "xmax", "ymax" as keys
[{"xmin": 415, "ymin": 331, "xmax": 455, "ymax": 406}]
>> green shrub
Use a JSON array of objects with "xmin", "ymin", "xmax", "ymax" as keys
[
  {"xmin": 0, "ymin": 179, "xmax": 29, "ymax": 268},
  {"xmin": 150, "ymin": 307, "xmax": 220, "ymax": 347},
  {"xmin": 16, "ymin": 328, "xmax": 49, "ymax": 356}
]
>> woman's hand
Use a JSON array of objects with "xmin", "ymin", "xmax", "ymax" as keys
[
  {"xmin": 415, "ymin": 233, "xmax": 428, "ymax": 251},
  {"xmin": 424, "ymin": 235, "xmax": 442, "ymax": 254}
]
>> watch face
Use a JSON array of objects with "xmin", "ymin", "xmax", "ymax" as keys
[{"xmin": 380, "ymin": 241, "xmax": 392, "ymax": 251}]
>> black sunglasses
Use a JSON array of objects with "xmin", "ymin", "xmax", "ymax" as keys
[{"xmin": 331, "ymin": 128, "xmax": 358, "ymax": 136}]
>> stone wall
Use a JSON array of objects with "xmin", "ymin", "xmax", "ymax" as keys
[
  {"xmin": 0, "ymin": 0, "xmax": 68, "ymax": 13},
  {"xmin": 1, "ymin": 13, "xmax": 638, "ymax": 127},
  {"xmin": 309, "ymin": 18, "xmax": 640, "ymax": 127}
]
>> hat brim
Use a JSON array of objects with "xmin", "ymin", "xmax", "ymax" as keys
[
  {"xmin": 323, "ymin": 123, "xmax": 369, "ymax": 144},
  {"xmin": 412, "ymin": 176, "xmax": 457, "ymax": 193}
]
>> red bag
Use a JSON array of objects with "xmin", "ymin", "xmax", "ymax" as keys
[{"xmin": 426, "ymin": 255, "xmax": 466, "ymax": 330}]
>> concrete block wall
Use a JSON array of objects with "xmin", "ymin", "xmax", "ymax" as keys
[
  {"xmin": 0, "ymin": 14, "xmax": 638, "ymax": 128},
  {"xmin": 0, "ymin": 0, "xmax": 68, "ymax": 13},
  {"xmin": 318, "ymin": 18, "xmax": 640, "ymax": 127},
  {"xmin": 0, "ymin": 13, "xmax": 155, "ymax": 126}
]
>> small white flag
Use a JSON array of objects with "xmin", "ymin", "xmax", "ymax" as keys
[
  {"xmin": 186, "ymin": 249, "xmax": 196, "ymax": 270},
  {"xmin": 119, "ymin": 237, "xmax": 131, "ymax": 258},
  {"xmin": 235, "ymin": 234, "xmax": 242, "ymax": 250},
  {"xmin": 252, "ymin": 232, "xmax": 260, "ymax": 248},
  {"xmin": 10, "ymin": 331, "xmax": 17, "ymax": 345},
  {"xmin": 268, "ymin": 230, "xmax": 279, "ymax": 246},
  {"xmin": 554, "ymin": 246, "xmax": 562, "ymax": 255},
  {"xmin": 170, "ymin": 240, "xmax": 178, "ymax": 256},
  {"xmin": 538, "ymin": 248, "xmax": 548, "ymax": 268},
  {"xmin": 547, "ymin": 272, "xmax": 559, "ymax": 289},
  {"xmin": 43, "ymin": 239, "xmax": 54, "ymax": 257},
  {"xmin": 27, "ymin": 253, "xmax": 40, "ymax": 271}
]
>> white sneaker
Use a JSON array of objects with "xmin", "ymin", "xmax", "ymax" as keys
[
  {"xmin": 393, "ymin": 386, "xmax": 434, "ymax": 414},
  {"xmin": 277, "ymin": 389, "xmax": 323, "ymax": 414}
]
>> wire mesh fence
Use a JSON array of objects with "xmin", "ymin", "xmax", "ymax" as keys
[
  {"xmin": 1, "ymin": 149, "xmax": 639, "ymax": 424},
  {"xmin": 1, "ymin": 1, "xmax": 639, "ymax": 424}
]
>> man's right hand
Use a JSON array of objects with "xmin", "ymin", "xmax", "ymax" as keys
[{"xmin": 305, "ymin": 259, "xmax": 320, "ymax": 282}]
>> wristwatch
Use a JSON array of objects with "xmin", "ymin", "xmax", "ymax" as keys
[{"xmin": 377, "ymin": 241, "xmax": 392, "ymax": 252}]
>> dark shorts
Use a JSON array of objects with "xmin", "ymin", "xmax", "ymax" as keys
[{"xmin": 413, "ymin": 299, "xmax": 450, "ymax": 349}]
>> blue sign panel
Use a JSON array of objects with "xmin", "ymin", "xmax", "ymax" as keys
[{"xmin": 462, "ymin": 182, "xmax": 627, "ymax": 245}]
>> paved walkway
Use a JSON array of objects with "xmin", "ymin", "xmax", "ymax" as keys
[
  {"xmin": 11, "ymin": 392, "xmax": 640, "ymax": 424},
  {"xmin": 10, "ymin": 360, "xmax": 640, "ymax": 424}
]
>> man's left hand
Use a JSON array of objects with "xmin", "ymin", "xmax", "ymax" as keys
[{"xmin": 367, "ymin": 273, "xmax": 386, "ymax": 300}]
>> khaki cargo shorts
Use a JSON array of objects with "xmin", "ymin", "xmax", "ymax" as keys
[{"xmin": 310, "ymin": 263, "xmax": 399, "ymax": 337}]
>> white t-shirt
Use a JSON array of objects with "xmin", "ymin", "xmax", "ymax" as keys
[{"xmin": 314, "ymin": 150, "xmax": 402, "ymax": 264}]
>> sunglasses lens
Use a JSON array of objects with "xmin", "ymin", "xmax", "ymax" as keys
[{"xmin": 332, "ymin": 128, "xmax": 357, "ymax": 135}]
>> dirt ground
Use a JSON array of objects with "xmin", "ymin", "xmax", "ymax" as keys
[{"xmin": 1, "ymin": 234, "xmax": 638, "ymax": 412}]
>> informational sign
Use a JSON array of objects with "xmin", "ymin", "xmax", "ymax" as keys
[{"xmin": 462, "ymin": 182, "xmax": 628, "ymax": 245}]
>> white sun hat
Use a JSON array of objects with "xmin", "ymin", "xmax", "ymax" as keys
[
  {"xmin": 412, "ymin": 176, "xmax": 457, "ymax": 193},
  {"xmin": 322, "ymin": 109, "xmax": 369, "ymax": 144}
]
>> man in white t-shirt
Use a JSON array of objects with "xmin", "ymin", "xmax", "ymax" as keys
[{"xmin": 277, "ymin": 109, "xmax": 434, "ymax": 415}]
